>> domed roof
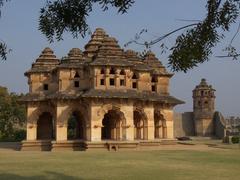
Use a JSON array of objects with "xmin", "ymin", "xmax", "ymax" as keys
[
  {"xmin": 84, "ymin": 28, "xmax": 109, "ymax": 57},
  {"xmin": 68, "ymin": 48, "xmax": 82, "ymax": 57},
  {"xmin": 96, "ymin": 37, "xmax": 124, "ymax": 58},
  {"xmin": 33, "ymin": 47, "xmax": 59, "ymax": 68},
  {"xmin": 25, "ymin": 47, "xmax": 59, "ymax": 75},
  {"xmin": 90, "ymin": 36, "xmax": 132, "ymax": 66},
  {"xmin": 66, "ymin": 48, "xmax": 83, "ymax": 62},
  {"xmin": 194, "ymin": 79, "xmax": 215, "ymax": 91},
  {"xmin": 36, "ymin": 47, "xmax": 58, "ymax": 62},
  {"xmin": 142, "ymin": 51, "xmax": 170, "ymax": 75},
  {"xmin": 143, "ymin": 51, "xmax": 163, "ymax": 67}
]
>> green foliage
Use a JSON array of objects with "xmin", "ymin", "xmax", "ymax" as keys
[
  {"xmin": 13, "ymin": 129, "xmax": 26, "ymax": 142},
  {"xmin": 0, "ymin": 42, "xmax": 8, "ymax": 60},
  {"xmin": 0, "ymin": 86, "xmax": 26, "ymax": 142},
  {"xmin": 39, "ymin": 0, "xmax": 135, "ymax": 42},
  {"xmin": 0, "ymin": 0, "xmax": 10, "ymax": 60},
  {"xmin": 231, "ymin": 136, "xmax": 239, "ymax": 144},
  {"xmin": 168, "ymin": 0, "xmax": 240, "ymax": 72}
]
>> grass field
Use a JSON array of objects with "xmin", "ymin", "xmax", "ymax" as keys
[{"xmin": 0, "ymin": 145, "xmax": 240, "ymax": 180}]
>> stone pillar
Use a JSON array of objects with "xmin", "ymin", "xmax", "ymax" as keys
[
  {"xmin": 85, "ymin": 122, "xmax": 91, "ymax": 141},
  {"xmin": 105, "ymin": 68, "xmax": 110, "ymax": 88},
  {"xmin": 121, "ymin": 104, "xmax": 134, "ymax": 141},
  {"xmin": 144, "ymin": 106, "xmax": 154, "ymax": 140},
  {"xmin": 26, "ymin": 106, "xmax": 38, "ymax": 141},
  {"xmin": 26, "ymin": 124, "xmax": 37, "ymax": 140},
  {"xmin": 90, "ymin": 105, "xmax": 102, "ymax": 141},
  {"xmin": 161, "ymin": 108, "xmax": 174, "ymax": 139},
  {"xmin": 55, "ymin": 103, "xmax": 68, "ymax": 141}
]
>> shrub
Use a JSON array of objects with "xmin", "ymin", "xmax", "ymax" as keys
[
  {"xmin": 231, "ymin": 136, "xmax": 240, "ymax": 144},
  {"xmin": 13, "ymin": 129, "xmax": 26, "ymax": 141}
]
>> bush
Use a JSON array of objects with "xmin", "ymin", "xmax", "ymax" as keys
[
  {"xmin": 231, "ymin": 136, "xmax": 240, "ymax": 144},
  {"xmin": 13, "ymin": 129, "xmax": 26, "ymax": 141}
]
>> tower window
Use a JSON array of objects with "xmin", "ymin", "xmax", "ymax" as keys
[
  {"xmin": 74, "ymin": 72, "xmax": 80, "ymax": 78},
  {"xmin": 132, "ymin": 82, "xmax": 137, "ymax": 89},
  {"xmin": 43, "ymin": 84, "xmax": 48, "ymax": 91},
  {"xmin": 198, "ymin": 101, "xmax": 201, "ymax": 106},
  {"xmin": 120, "ymin": 79, "xmax": 125, "ymax": 86},
  {"xmin": 201, "ymin": 91, "xmax": 204, "ymax": 96},
  {"xmin": 152, "ymin": 85, "xmax": 156, "ymax": 92},
  {"xmin": 120, "ymin": 69, "xmax": 125, "ymax": 75},
  {"xmin": 100, "ymin": 68, "xmax": 105, "ymax": 74},
  {"xmin": 132, "ymin": 73, "xmax": 137, "ymax": 79},
  {"xmin": 110, "ymin": 78, "xmax": 115, "ymax": 86},
  {"xmin": 100, "ymin": 79, "xmax": 105, "ymax": 85},
  {"xmin": 205, "ymin": 101, "xmax": 208, "ymax": 105},
  {"xmin": 151, "ymin": 76, "xmax": 158, "ymax": 83},
  {"xmin": 109, "ymin": 68, "xmax": 115, "ymax": 74},
  {"xmin": 74, "ymin": 81, "xmax": 79, "ymax": 88}
]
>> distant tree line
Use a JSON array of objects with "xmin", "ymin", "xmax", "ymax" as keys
[{"xmin": 0, "ymin": 86, "xmax": 26, "ymax": 141}]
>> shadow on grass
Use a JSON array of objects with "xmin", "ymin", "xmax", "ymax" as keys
[
  {"xmin": 0, "ymin": 142, "xmax": 21, "ymax": 151},
  {"xmin": 0, "ymin": 171, "xmax": 92, "ymax": 180}
]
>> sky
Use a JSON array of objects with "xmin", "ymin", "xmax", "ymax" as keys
[{"xmin": 0, "ymin": 0, "xmax": 239, "ymax": 117}]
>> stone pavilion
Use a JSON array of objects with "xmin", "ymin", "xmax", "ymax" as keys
[{"xmin": 21, "ymin": 28, "xmax": 184, "ymax": 151}]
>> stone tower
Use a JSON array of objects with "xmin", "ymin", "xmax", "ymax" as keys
[{"xmin": 193, "ymin": 79, "xmax": 216, "ymax": 136}]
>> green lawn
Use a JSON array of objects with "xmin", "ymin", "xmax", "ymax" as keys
[{"xmin": 0, "ymin": 149, "xmax": 239, "ymax": 180}]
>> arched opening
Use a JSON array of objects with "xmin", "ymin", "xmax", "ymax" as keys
[
  {"xmin": 154, "ymin": 112, "xmax": 167, "ymax": 139},
  {"xmin": 134, "ymin": 110, "xmax": 147, "ymax": 140},
  {"xmin": 101, "ymin": 110, "xmax": 125, "ymax": 140},
  {"xmin": 151, "ymin": 76, "xmax": 158, "ymax": 83},
  {"xmin": 74, "ymin": 71, "xmax": 80, "ymax": 78},
  {"xmin": 67, "ymin": 111, "xmax": 85, "ymax": 140},
  {"xmin": 120, "ymin": 69, "xmax": 125, "ymax": 75},
  {"xmin": 132, "ymin": 73, "xmax": 138, "ymax": 79},
  {"xmin": 100, "ymin": 68, "xmax": 105, "ymax": 74},
  {"xmin": 109, "ymin": 67, "xmax": 115, "ymax": 74},
  {"xmin": 37, "ymin": 112, "xmax": 54, "ymax": 140}
]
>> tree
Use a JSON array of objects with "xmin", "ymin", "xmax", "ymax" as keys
[
  {"xmin": 0, "ymin": 0, "xmax": 10, "ymax": 60},
  {"xmin": 0, "ymin": 0, "xmax": 240, "ymax": 72},
  {"xmin": 0, "ymin": 86, "xmax": 26, "ymax": 141}
]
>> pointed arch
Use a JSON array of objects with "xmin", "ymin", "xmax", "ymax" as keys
[
  {"xmin": 37, "ymin": 112, "xmax": 54, "ymax": 140},
  {"xmin": 101, "ymin": 109, "xmax": 126, "ymax": 140},
  {"xmin": 133, "ymin": 108, "xmax": 148, "ymax": 140},
  {"xmin": 154, "ymin": 110, "xmax": 167, "ymax": 139},
  {"xmin": 74, "ymin": 71, "xmax": 80, "ymax": 78},
  {"xmin": 67, "ymin": 111, "xmax": 86, "ymax": 140},
  {"xmin": 120, "ymin": 69, "xmax": 125, "ymax": 75},
  {"xmin": 109, "ymin": 67, "xmax": 115, "ymax": 74}
]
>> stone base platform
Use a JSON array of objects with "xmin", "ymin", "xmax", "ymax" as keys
[
  {"xmin": 52, "ymin": 140, "xmax": 85, "ymax": 151},
  {"xmin": 21, "ymin": 140, "xmax": 52, "ymax": 151},
  {"xmin": 85, "ymin": 141, "xmax": 139, "ymax": 151},
  {"xmin": 21, "ymin": 139, "xmax": 177, "ymax": 151}
]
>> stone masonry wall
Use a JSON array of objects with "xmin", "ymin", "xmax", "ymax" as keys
[{"xmin": 173, "ymin": 112, "xmax": 195, "ymax": 137}]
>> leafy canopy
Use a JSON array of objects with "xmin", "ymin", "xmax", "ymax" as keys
[{"xmin": 0, "ymin": 86, "xmax": 26, "ymax": 141}]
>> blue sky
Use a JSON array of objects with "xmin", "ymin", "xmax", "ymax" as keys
[{"xmin": 0, "ymin": 0, "xmax": 239, "ymax": 117}]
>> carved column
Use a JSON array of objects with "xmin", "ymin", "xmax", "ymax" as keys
[
  {"xmin": 120, "ymin": 104, "xmax": 134, "ymax": 141},
  {"xmin": 55, "ymin": 102, "xmax": 69, "ymax": 141},
  {"xmin": 26, "ymin": 105, "xmax": 38, "ymax": 141},
  {"xmin": 90, "ymin": 104, "xmax": 102, "ymax": 141},
  {"xmin": 144, "ymin": 105, "xmax": 154, "ymax": 140},
  {"xmin": 161, "ymin": 107, "xmax": 174, "ymax": 139}
]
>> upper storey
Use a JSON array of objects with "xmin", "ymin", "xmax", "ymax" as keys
[
  {"xmin": 193, "ymin": 79, "xmax": 215, "ymax": 98},
  {"xmin": 24, "ymin": 28, "xmax": 182, "ymax": 105},
  {"xmin": 193, "ymin": 79, "xmax": 215, "ymax": 111}
]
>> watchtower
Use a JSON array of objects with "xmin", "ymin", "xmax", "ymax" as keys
[{"xmin": 193, "ymin": 79, "xmax": 216, "ymax": 136}]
